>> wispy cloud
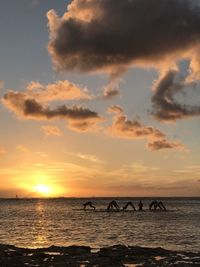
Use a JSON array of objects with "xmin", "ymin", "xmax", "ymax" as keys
[
  {"xmin": 125, "ymin": 162, "xmax": 160, "ymax": 173},
  {"xmin": 42, "ymin": 125, "xmax": 63, "ymax": 136},
  {"xmin": 35, "ymin": 151, "xmax": 48, "ymax": 158},
  {"xmin": 103, "ymin": 87, "xmax": 120, "ymax": 99},
  {"xmin": 1, "ymin": 158, "xmax": 199, "ymax": 196},
  {"xmin": 77, "ymin": 153, "xmax": 103, "ymax": 164},
  {"xmin": 102, "ymin": 75, "xmax": 122, "ymax": 99}
]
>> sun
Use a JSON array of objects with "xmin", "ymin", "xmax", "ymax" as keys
[{"xmin": 34, "ymin": 184, "xmax": 51, "ymax": 196}]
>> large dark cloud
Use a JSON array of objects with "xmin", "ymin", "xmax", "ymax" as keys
[
  {"xmin": 152, "ymin": 69, "xmax": 200, "ymax": 121},
  {"xmin": 47, "ymin": 0, "xmax": 200, "ymax": 73}
]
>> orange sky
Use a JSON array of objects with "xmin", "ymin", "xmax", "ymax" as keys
[{"xmin": 0, "ymin": 0, "xmax": 200, "ymax": 197}]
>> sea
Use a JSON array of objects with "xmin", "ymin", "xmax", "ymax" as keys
[{"xmin": 0, "ymin": 197, "xmax": 199, "ymax": 252}]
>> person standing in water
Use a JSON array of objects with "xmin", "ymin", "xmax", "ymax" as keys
[
  {"xmin": 138, "ymin": 200, "xmax": 144, "ymax": 211},
  {"xmin": 83, "ymin": 201, "xmax": 96, "ymax": 210}
]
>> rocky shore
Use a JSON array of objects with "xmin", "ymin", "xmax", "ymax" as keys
[{"xmin": 0, "ymin": 244, "xmax": 199, "ymax": 266}]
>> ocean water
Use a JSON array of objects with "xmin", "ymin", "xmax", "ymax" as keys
[{"xmin": 0, "ymin": 197, "xmax": 199, "ymax": 252}]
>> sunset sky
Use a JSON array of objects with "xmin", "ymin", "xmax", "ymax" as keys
[{"xmin": 0, "ymin": 0, "xmax": 200, "ymax": 197}]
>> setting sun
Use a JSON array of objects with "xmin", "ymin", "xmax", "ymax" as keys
[
  {"xmin": 34, "ymin": 184, "xmax": 51, "ymax": 196},
  {"xmin": 0, "ymin": 1, "xmax": 200, "ymax": 265}
]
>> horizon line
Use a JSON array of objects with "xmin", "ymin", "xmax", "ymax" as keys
[{"xmin": 0, "ymin": 196, "xmax": 200, "ymax": 199}]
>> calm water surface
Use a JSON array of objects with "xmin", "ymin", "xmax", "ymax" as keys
[{"xmin": 0, "ymin": 198, "xmax": 199, "ymax": 252}]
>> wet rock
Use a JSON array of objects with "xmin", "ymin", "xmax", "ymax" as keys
[{"xmin": 0, "ymin": 244, "xmax": 199, "ymax": 267}]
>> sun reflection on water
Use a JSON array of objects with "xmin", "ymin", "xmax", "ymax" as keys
[{"xmin": 31, "ymin": 201, "xmax": 48, "ymax": 248}]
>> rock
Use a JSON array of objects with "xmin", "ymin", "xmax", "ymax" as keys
[{"xmin": 0, "ymin": 244, "xmax": 199, "ymax": 267}]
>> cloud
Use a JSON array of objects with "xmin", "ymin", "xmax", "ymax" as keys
[
  {"xmin": 107, "ymin": 105, "xmax": 184, "ymax": 151},
  {"xmin": 103, "ymin": 87, "xmax": 120, "ymax": 99},
  {"xmin": 35, "ymin": 151, "xmax": 48, "ymax": 158},
  {"xmin": 107, "ymin": 105, "xmax": 124, "ymax": 114},
  {"xmin": 77, "ymin": 153, "xmax": 103, "ymax": 164},
  {"xmin": 102, "ymin": 75, "xmax": 121, "ymax": 99},
  {"xmin": 147, "ymin": 139, "xmax": 185, "ymax": 151},
  {"xmin": 42, "ymin": 125, "xmax": 63, "ymax": 136},
  {"xmin": 26, "ymin": 81, "xmax": 43, "ymax": 91},
  {"xmin": 45, "ymin": 0, "xmax": 200, "ymax": 126},
  {"xmin": 107, "ymin": 106, "xmax": 165, "ymax": 140},
  {"xmin": 1, "ymin": 80, "xmax": 90, "ymax": 115},
  {"xmin": 46, "ymin": 0, "xmax": 200, "ymax": 124},
  {"xmin": 47, "ymin": 0, "xmax": 200, "ymax": 74},
  {"xmin": 25, "ymin": 80, "xmax": 91, "ymax": 102},
  {"xmin": 68, "ymin": 118, "xmax": 103, "ymax": 132},
  {"xmin": 123, "ymin": 162, "xmax": 160, "ymax": 173},
  {"xmin": 2, "ymin": 93, "xmax": 104, "ymax": 132},
  {"xmin": 151, "ymin": 68, "xmax": 200, "ymax": 122}
]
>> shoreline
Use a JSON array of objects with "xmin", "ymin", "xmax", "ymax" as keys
[{"xmin": 0, "ymin": 244, "xmax": 199, "ymax": 266}]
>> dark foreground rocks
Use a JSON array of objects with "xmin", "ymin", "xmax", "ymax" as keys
[{"xmin": 0, "ymin": 244, "xmax": 199, "ymax": 267}]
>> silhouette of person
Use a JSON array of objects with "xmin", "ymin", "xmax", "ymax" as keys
[
  {"xmin": 149, "ymin": 200, "xmax": 158, "ymax": 210},
  {"xmin": 157, "ymin": 201, "xmax": 167, "ymax": 211},
  {"xmin": 83, "ymin": 201, "xmax": 96, "ymax": 210},
  {"xmin": 123, "ymin": 201, "xmax": 136, "ymax": 211},
  {"xmin": 107, "ymin": 200, "xmax": 120, "ymax": 211},
  {"xmin": 138, "ymin": 200, "xmax": 143, "ymax": 211}
]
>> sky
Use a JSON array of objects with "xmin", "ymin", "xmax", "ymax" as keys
[{"xmin": 0, "ymin": 0, "xmax": 200, "ymax": 197}]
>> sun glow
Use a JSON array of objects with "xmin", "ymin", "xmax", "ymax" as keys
[
  {"xmin": 19, "ymin": 170, "xmax": 67, "ymax": 197},
  {"xmin": 34, "ymin": 184, "xmax": 51, "ymax": 196}
]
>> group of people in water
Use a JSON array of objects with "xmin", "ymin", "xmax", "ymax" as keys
[{"xmin": 83, "ymin": 200, "xmax": 167, "ymax": 211}]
